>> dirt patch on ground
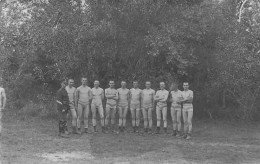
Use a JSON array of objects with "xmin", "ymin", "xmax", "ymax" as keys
[
  {"xmin": 38, "ymin": 151, "xmax": 94, "ymax": 162},
  {"xmin": 1, "ymin": 111, "xmax": 260, "ymax": 163}
]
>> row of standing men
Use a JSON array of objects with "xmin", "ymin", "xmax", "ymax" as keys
[{"xmin": 56, "ymin": 78, "xmax": 194, "ymax": 140}]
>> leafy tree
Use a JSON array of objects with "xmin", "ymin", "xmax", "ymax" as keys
[{"xmin": 0, "ymin": 0, "xmax": 259, "ymax": 120}]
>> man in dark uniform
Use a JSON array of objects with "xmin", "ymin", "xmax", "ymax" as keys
[{"xmin": 56, "ymin": 80, "xmax": 70, "ymax": 137}]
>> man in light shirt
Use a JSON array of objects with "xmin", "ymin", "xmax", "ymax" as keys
[
  {"xmin": 91, "ymin": 80, "xmax": 105, "ymax": 133},
  {"xmin": 105, "ymin": 80, "xmax": 118, "ymax": 133},
  {"xmin": 154, "ymin": 82, "xmax": 169, "ymax": 134},
  {"xmin": 141, "ymin": 81, "xmax": 155, "ymax": 134},
  {"xmin": 130, "ymin": 81, "xmax": 142, "ymax": 133},
  {"xmin": 117, "ymin": 81, "xmax": 130, "ymax": 133},
  {"xmin": 180, "ymin": 82, "xmax": 194, "ymax": 140},
  {"xmin": 65, "ymin": 79, "xmax": 79, "ymax": 134},
  {"xmin": 75, "ymin": 77, "xmax": 92, "ymax": 134},
  {"xmin": 0, "ymin": 79, "xmax": 6, "ymax": 136},
  {"xmin": 170, "ymin": 82, "xmax": 182, "ymax": 137}
]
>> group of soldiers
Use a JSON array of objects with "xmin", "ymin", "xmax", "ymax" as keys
[{"xmin": 56, "ymin": 77, "xmax": 194, "ymax": 140}]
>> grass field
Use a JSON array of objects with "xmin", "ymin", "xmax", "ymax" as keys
[{"xmin": 1, "ymin": 110, "xmax": 260, "ymax": 164}]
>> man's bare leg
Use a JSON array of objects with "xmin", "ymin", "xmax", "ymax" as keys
[
  {"xmin": 83, "ymin": 105, "xmax": 90, "ymax": 133},
  {"xmin": 176, "ymin": 110, "xmax": 182, "ymax": 137},
  {"xmin": 182, "ymin": 109, "xmax": 188, "ymax": 138},
  {"xmin": 162, "ymin": 107, "xmax": 167, "ymax": 134},
  {"xmin": 105, "ymin": 107, "xmax": 111, "ymax": 133},
  {"xmin": 142, "ymin": 108, "xmax": 148, "ymax": 132},
  {"xmin": 77, "ymin": 104, "xmax": 83, "ymax": 132},
  {"xmin": 91, "ymin": 104, "xmax": 97, "ymax": 133},
  {"xmin": 71, "ymin": 107, "xmax": 79, "ymax": 134},
  {"xmin": 111, "ymin": 107, "xmax": 117, "ymax": 133},
  {"xmin": 186, "ymin": 110, "xmax": 193, "ymax": 140},
  {"xmin": 148, "ymin": 108, "xmax": 153, "ymax": 133},
  {"xmin": 156, "ymin": 107, "xmax": 161, "ymax": 134},
  {"xmin": 98, "ymin": 105, "xmax": 105, "ymax": 132},
  {"xmin": 122, "ymin": 107, "xmax": 128, "ymax": 131},
  {"xmin": 171, "ymin": 107, "xmax": 177, "ymax": 135},
  {"xmin": 118, "ymin": 107, "xmax": 123, "ymax": 132},
  {"xmin": 135, "ymin": 109, "xmax": 140, "ymax": 132},
  {"xmin": 0, "ymin": 108, "xmax": 2, "ymax": 135},
  {"xmin": 130, "ymin": 108, "xmax": 136, "ymax": 132}
]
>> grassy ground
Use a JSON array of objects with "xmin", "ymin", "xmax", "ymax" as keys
[{"xmin": 1, "ymin": 110, "xmax": 260, "ymax": 164}]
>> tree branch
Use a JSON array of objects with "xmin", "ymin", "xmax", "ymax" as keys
[{"xmin": 238, "ymin": 0, "xmax": 249, "ymax": 23}]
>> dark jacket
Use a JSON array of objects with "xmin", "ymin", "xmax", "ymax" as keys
[{"xmin": 56, "ymin": 87, "xmax": 69, "ymax": 111}]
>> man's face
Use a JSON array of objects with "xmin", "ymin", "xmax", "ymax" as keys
[
  {"xmin": 94, "ymin": 81, "xmax": 99, "ymax": 88},
  {"xmin": 81, "ymin": 78, "xmax": 87, "ymax": 85},
  {"xmin": 160, "ymin": 82, "xmax": 165, "ymax": 90},
  {"xmin": 68, "ymin": 79, "xmax": 74, "ymax": 87},
  {"xmin": 145, "ymin": 82, "xmax": 151, "ymax": 89},
  {"xmin": 183, "ymin": 83, "xmax": 189, "ymax": 90},
  {"xmin": 109, "ymin": 81, "xmax": 115, "ymax": 88},
  {"xmin": 121, "ymin": 82, "xmax": 126, "ymax": 88},
  {"xmin": 133, "ymin": 82, "xmax": 138, "ymax": 88}
]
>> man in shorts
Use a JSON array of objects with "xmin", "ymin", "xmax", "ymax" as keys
[
  {"xmin": 154, "ymin": 82, "xmax": 169, "ymax": 134},
  {"xmin": 180, "ymin": 82, "xmax": 194, "ymax": 140},
  {"xmin": 141, "ymin": 81, "xmax": 155, "ymax": 134},
  {"xmin": 75, "ymin": 77, "xmax": 92, "ymax": 134},
  {"xmin": 91, "ymin": 80, "xmax": 105, "ymax": 133},
  {"xmin": 170, "ymin": 82, "xmax": 182, "ymax": 137},
  {"xmin": 130, "ymin": 81, "xmax": 142, "ymax": 133},
  {"xmin": 56, "ymin": 80, "xmax": 70, "ymax": 137},
  {"xmin": 105, "ymin": 80, "xmax": 118, "ymax": 133},
  {"xmin": 117, "ymin": 81, "xmax": 130, "ymax": 133},
  {"xmin": 0, "ymin": 79, "xmax": 7, "ymax": 136},
  {"xmin": 65, "ymin": 79, "xmax": 80, "ymax": 134}
]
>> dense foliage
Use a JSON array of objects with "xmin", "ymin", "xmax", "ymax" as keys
[{"xmin": 0, "ymin": 0, "xmax": 260, "ymax": 120}]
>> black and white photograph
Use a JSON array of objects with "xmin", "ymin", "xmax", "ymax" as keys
[{"xmin": 0, "ymin": 0, "xmax": 260, "ymax": 163}]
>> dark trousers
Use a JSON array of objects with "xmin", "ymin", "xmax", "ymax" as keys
[{"xmin": 57, "ymin": 105, "xmax": 69, "ymax": 134}]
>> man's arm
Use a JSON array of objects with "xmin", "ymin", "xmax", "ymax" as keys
[
  {"xmin": 1, "ymin": 88, "xmax": 6, "ymax": 109},
  {"xmin": 151, "ymin": 91, "xmax": 155, "ymax": 106},
  {"xmin": 113, "ymin": 90, "xmax": 119, "ymax": 100},
  {"xmin": 56, "ymin": 90, "xmax": 62, "ymax": 104},
  {"xmin": 154, "ymin": 91, "xmax": 160, "ymax": 101},
  {"xmin": 72, "ymin": 89, "xmax": 76, "ymax": 105},
  {"xmin": 152, "ymin": 90, "xmax": 156, "ymax": 108},
  {"xmin": 64, "ymin": 90, "xmax": 70, "ymax": 105},
  {"xmin": 180, "ymin": 91, "xmax": 193, "ymax": 103},
  {"xmin": 89, "ymin": 89, "xmax": 93, "ymax": 104},
  {"xmin": 105, "ymin": 89, "xmax": 116, "ymax": 99},
  {"xmin": 56, "ymin": 90, "xmax": 63, "ymax": 112},
  {"xmin": 186, "ymin": 91, "xmax": 193, "ymax": 103},
  {"xmin": 89, "ymin": 88, "xmax": 93, "ymax": 99},
  {"xmin": 161, "ymin": 91, "xmax": 169, "ymax": 102},
  {"xmin": 154, "ymin": 91, "xmax": 164, "ymax": 101},
  {"xmin": 177, "ymin": 95, "xmax": 182, "ymax": 104}
]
